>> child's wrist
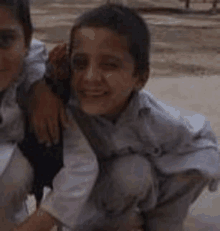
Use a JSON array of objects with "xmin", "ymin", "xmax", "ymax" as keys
[
  {"xmin": 10, "ymin": 225, "xmax": 18, "ymax": 231},
  {"xmin": 28, "ymin": 79, "xmax": 46, "ymax": 95}
]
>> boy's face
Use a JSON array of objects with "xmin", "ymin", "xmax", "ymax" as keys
[
  {"xmin": 0, "ymin": 6, "xmax": 27, "ymax": 91},
  {"xmin": 70, "ymin": 27, "xmax": 142, "ymax": 116}
]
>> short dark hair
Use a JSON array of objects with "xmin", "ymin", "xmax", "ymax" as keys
[
  {"xmin": 0, "ymin": 0, "xmax": 33, "ymax": 47},
  {"xmin": 69, "ymin": 3, "xmax": 151, "ymax": 83}
]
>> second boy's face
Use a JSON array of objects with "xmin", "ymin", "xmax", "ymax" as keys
[
  {"xmin": 0, "ymin": 7, "xmax": 27, "ymax": 91},
  {"xmin": 70, "ymin": 27, "xmax": 142, "ymax": 116}
]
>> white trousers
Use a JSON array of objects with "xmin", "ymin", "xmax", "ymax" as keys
[
  {"xmin": 0, "ymin": 147, "xmax": 33, "ymax": 230},
  {"xmin": 70, "ymin": 154, "xmax": 208, "ymax": 231}
]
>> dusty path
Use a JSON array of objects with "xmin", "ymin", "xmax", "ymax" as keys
[{"xmin": 29, "ymin": 1, "xmax": 220, "ymax": 230}]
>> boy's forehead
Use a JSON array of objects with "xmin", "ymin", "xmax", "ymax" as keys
[
  {"xmin": 73, "ymin": 27, "xmax": 129, "ymax": 51},
  {"xmin": 78, "ymin": 28, "xmax": 96, "ymax": 40}
]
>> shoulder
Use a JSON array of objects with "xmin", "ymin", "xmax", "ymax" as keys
[
  {"xmin": 29, "ymin": 39, "xmax": 47, "ymax": 53},
  {"xmin": 27, "ymin": 39, "xmax": 48, "ymax": 62},
  {"xmin": 138, "ymin": 90, "xmax": 209, "ymax": 135},
  {"xmin": 21, "ymin": 39, "xmax": 48, "ymax": 90},
  {"xmin": 30, "ymin": 38, "xmax": 44, "ymax": 47}
]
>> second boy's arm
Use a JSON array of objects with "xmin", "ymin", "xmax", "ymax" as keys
[
  {"xmin": 15, "ymin": 113, "xmax": 99, "ymax": 231},
  {"xmin": 13, "ymin": 162, "xmax": 98, "ymax": 231},
  {"xmin": 13, "ymin": 150, "xmax": 98, "ymax": 231},
  {"xmin": 27, "ymin": 79, "xmax": 69, "ymax": 145},
  {"xmin": 27, "ymin": 43, "xmax": 71, "ymax": 145},
  {"xmin": 20, "ymin": 40, "xmax": 70, "ymax": 145}
]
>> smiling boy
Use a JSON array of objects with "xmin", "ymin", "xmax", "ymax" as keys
[
  {"xmin": 12, "ymin": 3, "xmax": 220, "ymax": 231},
  {"xmin": 54, "ymin": 4, "xmax": 220, "ymax": 231}
]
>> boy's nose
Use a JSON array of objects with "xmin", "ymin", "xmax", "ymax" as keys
[{"xmin": 85, "ymin": 64, "xmax": 101, "ymax": 81}]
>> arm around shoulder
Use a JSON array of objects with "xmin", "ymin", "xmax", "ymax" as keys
[{"xmin": 39, "ymin": 121, "xmax": 99, "ymax": 229}]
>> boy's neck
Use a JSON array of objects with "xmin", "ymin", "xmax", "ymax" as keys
[
  {"xmin": 100, "ymin": 91, "xmax": 136, "ymax": 124},
  {"xmin": 101, "ymin": 111, "xmax": 122, "ymax": 124}
]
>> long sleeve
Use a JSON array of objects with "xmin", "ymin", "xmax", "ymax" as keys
[
  {"xmin": 40, "ymin": 109, "xmax": 99, "ymax": 229},
  {"xmin": 153, "ymin": 103, "xmax": 220, "ymax": 179}
]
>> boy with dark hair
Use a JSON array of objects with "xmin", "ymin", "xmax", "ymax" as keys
[{"xmin": 14, "ymin": 3, "xmax": 220, "ymax": 231}]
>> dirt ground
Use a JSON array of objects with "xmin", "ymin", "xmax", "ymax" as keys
[{"xmin": 29, "ymin": 0, "xmax": 220, "ymax": 230}]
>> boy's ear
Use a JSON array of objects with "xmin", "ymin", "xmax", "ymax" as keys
[{"xmin": 134, "ymin": 67, "xmax": 150, "ymax": 90}]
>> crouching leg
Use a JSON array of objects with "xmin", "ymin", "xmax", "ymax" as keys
[
  {"xmin": 0, "ymin": 148, "xmax": 33, "ymax": 230},
  {"xmin": 140, "ymin": 170, "xmax": 209, "ymax": 231},
  {"xmin": 88, "ymin": 154, "xmax": 155, "ymax": 231}
]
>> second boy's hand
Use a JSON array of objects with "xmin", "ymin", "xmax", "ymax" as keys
[
  {"xmin": 28, "ymin": 79, "xmax": 71, "ymax": 146},
  {"xmin": 11, "ymin": 209, "xmax": 58, "ymax": 231},
  {"xmin": 28, "ymin": 43, "xmax": 71, "ymax": 146}
]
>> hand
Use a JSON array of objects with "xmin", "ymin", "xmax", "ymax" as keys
[
  {"xmin": 48, "ymin": 43, "xmax": 69, "ymax": 81},
  {"xmin": 28, "ymin": 80, "xmax": 71, "ymax": 146},
  {"xmin": 11, "ymin": 209, "xmax": 57, "ymax": 231}
]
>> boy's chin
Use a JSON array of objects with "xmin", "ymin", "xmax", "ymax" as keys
[{"xmin": 80, "ymin": 104, "xmax": 108, "ymax": 116}]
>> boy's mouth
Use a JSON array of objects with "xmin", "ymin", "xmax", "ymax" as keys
[{"xmin": 80, "ymin": 90, "xmax": 109, "ymax": 97}]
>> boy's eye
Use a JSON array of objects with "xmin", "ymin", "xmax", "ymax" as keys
[
  {"xmin": 0, "ymin": 35, "xmax": 16, "ymax": 49},
  {"xmin": 72, "ymin": 56, "xmax": 88, "ymax": 71},
  {"xmin": 100, "ymin": 62, "xmax": 120, "ymax": 70},
  {"xmin": 100, "ymin": 55, "xmax": 122, "ymax": 71}
]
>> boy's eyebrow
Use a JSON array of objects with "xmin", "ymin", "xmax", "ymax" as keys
[
  {"xmin": 100, "ymin": 54, "xmax": 123, "ymax": 61},
  {"xmin": 71, "ymin": 52, "xmax": 124, "ymax": 63}
]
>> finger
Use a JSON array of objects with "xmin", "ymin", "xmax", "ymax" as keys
[
  {"xmin": 47, "ymin": 117, "xmax": 60, "ymax": 145},
  {"xmin": 49, "ymin": 44, "xmax": 63, "ymax": 59},
  {"xmin": 57, "ymin": 43, "xmax": 67, "ymax": 60},
  {"xmin": 56, "ymin": 44, "xmax": 68, "ymax": 68},
  {"xmin": 49, "ymin": 44, "xmax": 64, "ymax": 64},
  {"xmin": 60, "ymin": 104, "xmax": 75, "ymax": 130},
  {"xmin": 50, "ymin": 43, "xmax": 66, "ymax": 61},
  {"xmin": 34, "ymin": 119, "xmax": 52, "ymax": 144},
  {"xmin": 49, "ymin": 45, "xmax": 67, "ymax": 74},
  {"xmin": 49, "ymin": 47, "xmax": 60, "ymax": 62},
  {"xmin": 59, "ymin": 105, "xmax": 71, "ymax": 129},
  {"xmin": 66, "ymin": 115, "xmax": 75, "ymax": 131}
]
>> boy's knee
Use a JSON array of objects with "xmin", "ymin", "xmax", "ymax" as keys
[
  {"xmin": 110, "ymin": 155, "xmax": 153, "ymax": 196},
  {"xmin": 2, "ymin": 151, "xmax": 32, "ymax": 188},
  {"xmin": 1, "ymin": 149, "xmax": 33, "ymax": 206}
]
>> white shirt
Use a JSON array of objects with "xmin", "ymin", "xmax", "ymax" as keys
[
  {"xmin": 0, "ymin": 38, "xmax": 47, "ymax": 175},
  {"xmin": 40, "ymin": 108, "xmax": 99, "ymax": 229},
  {"xmin": 40, "ymin": 90, "xmax": 220, "ymax": 230},
  {"xmin": 91, "ymin": 90, "xmax": 220, "ymax": 178},
  {"xmin": 0, "ymin": 39, "xmax": 47, "ymax": 226}
]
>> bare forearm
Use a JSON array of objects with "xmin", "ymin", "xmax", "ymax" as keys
[{"xmin": 12, "ymin": 209, "xmax": 57, "ymax": 231}]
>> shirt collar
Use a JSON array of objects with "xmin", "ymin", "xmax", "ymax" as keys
[
  {"xmin": 96, "ymin": 90, "xmax": 152, "ymax": 126},
  {"xmin": 69, "ymin": 90, "xmax": 152, "ymax": 127},
  {"xmin": 119, "ymin": 90, "xmax": 151, "ymax": 122}
]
